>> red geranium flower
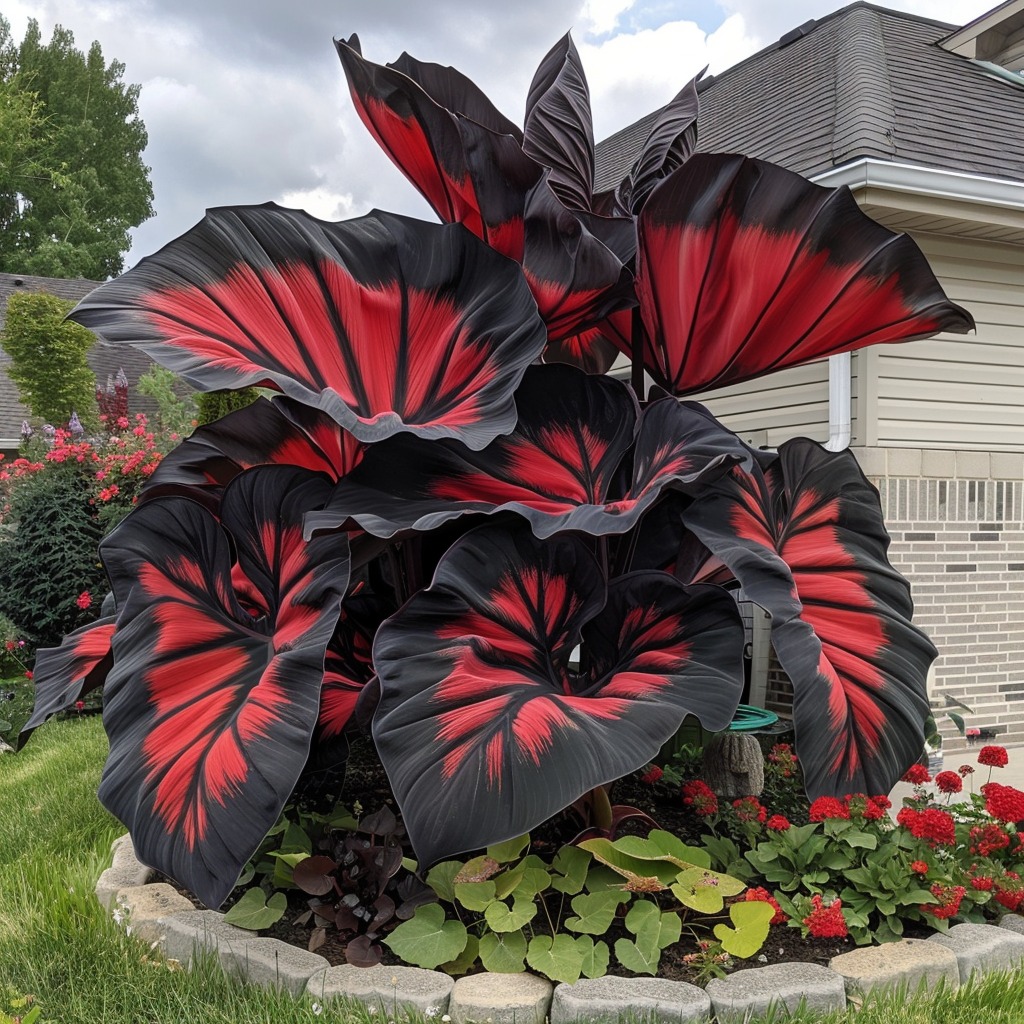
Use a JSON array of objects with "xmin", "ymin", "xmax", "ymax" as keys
[
  {"xmin": 934, "ymin": 771, "xmax": 963, "ymax": 794},
  {"xmin": 809, "ymin": 796, "xmax": 849, "ymax": 822},
  {"xmin": 640, "ymin": 765, "xmax": 663, "ymax": 785},
  {"xmin": 76, "ymin": 590, "xmax": 93, "ymax": 610},
  {"xmin": 978, "ymin": 745, "xmax": 1009, "ymax": 768},
  {"xmin": 766, "ymin": 815, "xmax": 791, "ymax": 831},
  {"xmin": 958, "ymin": 764, "xmax": 975, "ymax": 777},
  {"xmin": 897, "ymin": 806, "xmax": 955, "ymax": 846},
  {"xmin": 982, "ymin": 783, "xmax": 1024, "ymax": 823},
  {"xmin": 971, "ymin": 876, "xmax": 994, "ymax": 891},
  {"xmin": 923, "ymin": 883, "xmax": 966, "ymax": 920},
  {"xmin": 901, "ymin": 763, "xmax": 931, "ymax": 785},
  {"xmin": 681, "ymin": 780, "xmax": 718, "ymax": 817},
  {"xmin": 732, "ymin": 796, "xmax": 767, "ymax": 824},
  {"xmin": 802, "ymin": 894, "xmax": 847, "ymax": 938},
  {"xmin": 910, "ymin": 860, "xmax": 929, "ymax": 875},
  {"xmin": 745, "ymin": 887, "xmax": 786, "ymax": 925},
  {"xmin": 969, "ymin": 823, "xmax": 1011, "ymax": 856}
]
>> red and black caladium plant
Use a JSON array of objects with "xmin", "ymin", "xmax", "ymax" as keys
[{"xmin": 23, "ymin": 30, "xmax": 973, "ymax": 909}]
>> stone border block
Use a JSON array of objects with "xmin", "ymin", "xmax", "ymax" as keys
[
  {"xmin": 450, "ymin": 972, "xmax": 553, "ymax": 1024},
  {"xmin": 551, "ymin": 976, "xmax": 710, "ymax": 1024},
  {"xmin": 307, "ymin": 964, "xmax": 454, "ymax": 1016},
  {"xmin": 830, "ymin": 939, "xmax": 959, "ymax": 996},
  {"xmin": 997, "ymin": 914, "xmax": 1024, "ymax": 936},
  {"xmin": 705, "ymin": 963, "xmax": 845, "ymax": 1023},
  {"xmin": 928, "ymin": 923, "xmax": 1024, "ymax": 981},
  {"xmin": 95, "ymin": 834, "xmax": 155, "ymax": 909},
  {"xmin": 115, "ymin": 882, "xmax": 196, "ymax": 928},
  {"xmin": 219, "ymin": 936, "xmax": 330, "ymax": 996},
  {"xmin": 140, "ymin": 909, "xmax": 254, "ymax": 965}
]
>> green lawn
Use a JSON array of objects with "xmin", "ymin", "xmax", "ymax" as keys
[{"xmin": 3, "ymin": 716, "xmax": 1024, "ymax": 1023}]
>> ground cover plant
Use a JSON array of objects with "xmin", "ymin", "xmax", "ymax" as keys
[{"xmin": 20, "ymin": 23, "xmax": 977, "ymax": 978}]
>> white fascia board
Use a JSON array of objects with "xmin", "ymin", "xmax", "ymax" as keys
[{"xmin": 811, "ymin": 159, "xmax": 1024, "ymax": 214}]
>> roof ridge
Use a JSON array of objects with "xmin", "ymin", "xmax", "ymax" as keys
[{"xmin": 831, "ymin": 5, "xmax": 897, "ymax": 165}]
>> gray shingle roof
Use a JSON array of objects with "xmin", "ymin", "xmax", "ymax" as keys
[
  {"xmin": 0, "ymin": 272, "xmax": 164, "ymax": 443},
  {"xmin": 595, "ymin": 2, "xmax": 1024, "ymax": 190}
]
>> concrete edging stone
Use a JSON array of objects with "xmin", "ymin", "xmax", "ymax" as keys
[{"xmin": 97, "ymin": 834, "xmax": 1024, "ymax": 1020}]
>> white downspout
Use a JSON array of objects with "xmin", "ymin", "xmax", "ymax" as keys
[{"xmin": 825, "ymin": 351, "xmax": 851, "ymax": 451}]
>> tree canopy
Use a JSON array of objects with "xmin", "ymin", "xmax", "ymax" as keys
[{"xmin": 0, "ymin": 16, "xmax": 153, "ymax": 280}]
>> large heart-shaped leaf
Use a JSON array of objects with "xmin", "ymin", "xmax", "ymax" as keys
[
  {"xmin": 371, "ymin": 523, "xmax": 743, "ymax": 866},
  {"xmin": 18, "ymin": 616, "xmax": 116, "ymax": 748},
  {"xmin": 680, "ymin": 438, "xmax": 936, "ymax": 798},
  {"xmin": 635, "ymin": 154, "xmax": 974, "ymax": 395},
  {"xmin": 97, "ymin": 466, "xmax": 349, "ymax": 907},
  {"xmin": 71, "ymin": 205, "xmax": 547, "ymax": 451}
]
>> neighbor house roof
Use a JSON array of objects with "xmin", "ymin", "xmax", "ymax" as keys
[
  {"xmin": 595, "ymin": 2, "xmax": 1024, "ymax": 190},
  {"xmin": 0, "ymin": 272, "xmax": 161, "ymax": 444}
]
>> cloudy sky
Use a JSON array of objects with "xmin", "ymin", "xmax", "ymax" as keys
[{"xmin": 4, "ymin": 0, "xmax": 997, "ymax": 271}]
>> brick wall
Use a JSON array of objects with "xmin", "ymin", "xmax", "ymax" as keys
[{"xmin": 861, "ymin": 449, "xmax": 1024, "ymax": 753}]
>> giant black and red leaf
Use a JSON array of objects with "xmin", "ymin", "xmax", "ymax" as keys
[
  {"xmin": 308, "ymin": 365, "xmax": 748, "ymax": 542},
  {"xmin": 634, "ymin": 154, "xmax": 975, "ymax": 395},
  {"xmin": 371, "ymin": 522, "xmax": 744, "ymax": 866},
  {"xmin": 143, "ymin": 396, "xmax": 365, "ymax": 512},
  {"xmin": 17, "ymin": 616, "xmax": 116, "ymax": 748},
  {"xmin": 97, "ymin": 466, "xmax": 350, "ymax": 907},
  {"xmin": 679, "ymin": 438, "xmax": 935, "ymax": 798},
  {"xmin": 336, "ymin": 35, "xmax": 541, "ymax": 256},
  {"xmin": 70, "ymin": 205, "xmax": 547, "ymax": 450}
]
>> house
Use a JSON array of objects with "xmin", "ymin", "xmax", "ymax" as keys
[
  {"xmin": 0, "ymin": 272, "xmax": 162, "ymax": 455},
  {"xmin": 597, "ymin": 1, "xmax": 1024, "ymax": 749}
]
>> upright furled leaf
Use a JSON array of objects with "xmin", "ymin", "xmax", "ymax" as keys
[
  {"xmin": 371, "ymin": 523, "xmax": 743, "ymax": 866},
  {"xmin": 70, "ymin": 205, "xmax": 547, "ymax": 450},
  {"xmin": 97, "ymin": 466, "xmax": 350, "ymax": 907},
  {"xmin": 523, "ymin": 34, "xmax": 595, "ymax": 212},
  {"xmin": 336, "ymin": 36, "xmax": 540, "ymax": 256},
  {"xmin": 635, "ymin": 154, "xmax": 975, "ymax": 394},
  {"xmin": 680, "ymin": 438, "xmax": 935, "ymax": 798},
  {"xmin": 18, "ymin": 616, "xmax": 116, "ymax": 748}
]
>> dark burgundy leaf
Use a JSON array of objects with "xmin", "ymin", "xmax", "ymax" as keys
[
  {"xmin": 369, "ymin": 893, "xmax": 396, "ymax": 931},
  {"xmin": 360, "ymin": 805, "xmax": 398, "ymax": 836},
  {"xmin": 680, "ymin": 438, "xmax": 936, "ymax": 797},
  {"xmin": 635, "ymin": 154, "xmax": 975, "ymax": 395},
  {"xmin": 96, "ymin": 466, "xmax": 350, "ymax": 907},
  {"xmin": 371, "ymin": 523, "xmax": 743, "ymax": 866},
  {"xmin": 309, "ymin": 927, "xmax": 328, "ymax": 953},
  {"xmin": 543, "ymin": 309, "xmax": 630, "ymax": 375},
  {"xmin": 523, "ymin": 34, "xmax": 595, "ymax": 212},
  {"xmin": 345, "ymin": 933, "xmax": 383, "ymax": 968},
  {"xmin": 294, "ymin": 855, "xmax": 339, "ymax": 897},
  {"xmin": 18, "ymin": 616, "xmax": 115, "ymax": 748},
  {"xmin": 143, "ymin": 397, "xmax": 364, "ymax": 512},
  {"xmin": 71, "ymin": 205, "xmax": 547, "ymax": 450}
]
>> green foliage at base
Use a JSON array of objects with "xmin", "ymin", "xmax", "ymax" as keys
[{"xmin": 195, "ymin": 388, "xmax": 261, "ymax": 426}]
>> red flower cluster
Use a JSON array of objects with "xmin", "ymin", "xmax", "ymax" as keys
[
  {"xmin": 846, "ymin": 793, "xmax": 889, "ymax": 821},
  {"xmin": 978, "ymin": 745, "xmax": 1009, "ymax": 768},
  {"xmin": 910, "ymin": 860, "xmax": 929, "ymax": 875},
  {"xmin": 745, "ymin": 887, "xmax": 786, "ymax": 925},
  {"xmin": 994, "ymin": 874, "xmax": 1024, "ymax": 911},
  {"xmin": 982, "ymin": 782, "xmax": 1024, "ymax": 823},
  {"xmin": 809, "ymin": 796, "xmax": 849, "ymax": 822},
  {"xmin": 766, "ymin": 743, "xmax": 799, "ymax": 778},
  {"xmin": 934, "ymin": 771, "xmax": 963, "ymax": 794},
  {"xmin": 958, "ymin": 764, "xmax": 975, "ymax": 777},
  {"xmin": 923, "ymin": 883, "xmax": 966, "ymax": 920},
  {"xmin": 766, "ymin": 815, "xmax": 791, "ymax": 831},
  {"xmin": 732, "ymin": 796, "xmax": 767, "ymax": 824},
  {"xmin": 968, "ymin": 822, "xmax": 1011, "ymax": 857},
  {"xmin": 802, "ymin": 895, "xmax": 847, "ymax": 938},
  {"xmin": 901, "ymin": 763, "xmax": 931, "ymax": 785},
  {"xmin": 640, "ymin": 765, "xmax": 663, "ymax": 785},
  {"xmin": 970, "ymin": 875, "xmax": 994, "ymax": 892},
  {"xmin": 76, "ymin": 590, "xmax": 93, "ymax": 610},
  {"xmin": 681, "ymin": 780, "xmax": 718, "ymax": 817},
  {"xmin": 896, "ymin": 807, "xmax": 956, "ymax": 846}
]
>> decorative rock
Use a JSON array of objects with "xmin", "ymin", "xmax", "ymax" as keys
[
  {"xmin": 702, "ymin": 732, "xmax": 763, "ymax": 798},
  {"xmin": 550, "ymin": 976, "xmax": 711, "ymax": 1024},
  {"xmin": 94, "ymin": 834, "xmax": 155, "ymax": 909},
  {"xmin": 450, "ymin": 971, "xmax": 553, "ymax": 1024},
  {"xmin": 928, "ymin": 923, "xmax": 1024, "ymax": 981},
  {"xmin": 0, "ymin": 738, "xmax": 14, "ymax": 754},
  {"xmin": 705, "ymin": 963, "xmax": 845, "ymax": 1023},
  {"xmin": 997, "ymin": 914, "xmax": 1024, "ymax": 936},
  {"xmin": 307, "ymin": 964, "xmax": 454, "ymax": 1016},
  {"xmin": 137, "ymin": 909, "xmax": 253, "ymax": 965},
  {"xmin": 219, "ymin": 936, "xmax": 330, "ymax": 996},
  {"xmin": 830, "ymin": 939, "xmax": 959, "ymax": 995},
  {"xmin": 114, "ymin": 882, "xmax": 196, "ymax": 927}
]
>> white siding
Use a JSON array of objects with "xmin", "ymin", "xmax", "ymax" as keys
[{"xmin": 874, "ymin": 233, "xmax": 1024, "ymax": 451}]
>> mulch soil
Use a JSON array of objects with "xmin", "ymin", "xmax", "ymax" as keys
[{"xmin": 167, "ymin": 737, "xmax": 868, "ymax": 984}]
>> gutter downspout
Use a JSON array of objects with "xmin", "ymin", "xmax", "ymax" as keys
[{"xmin": 825, "ymin": 351, "xmax": 851, "ymax": 451}]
